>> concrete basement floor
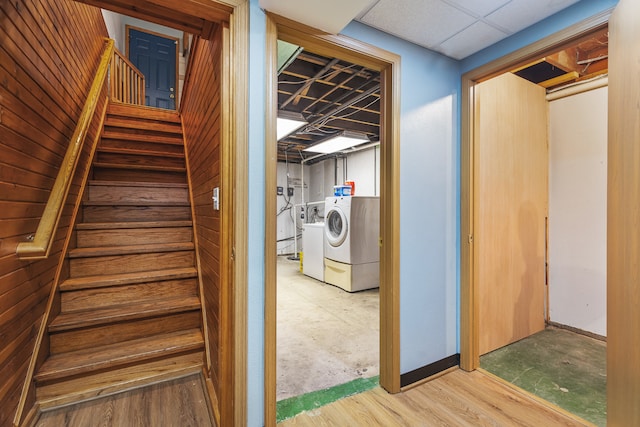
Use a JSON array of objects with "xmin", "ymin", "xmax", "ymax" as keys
[
  {"xmin": 276, "ymin": 255, "xmax": 379, "ymax": 402},
  {"xmin": 480, "ymin": 327, "xmax": 607, "ymax": 427}
]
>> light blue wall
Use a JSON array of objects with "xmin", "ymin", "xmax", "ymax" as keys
[
  {"xmin": 247, "ymin": 1, "xmax": 266, "ymax": 425},
  {"xmin": 339, "ymin": 22, "xmax": 460, "ymax": 374}
]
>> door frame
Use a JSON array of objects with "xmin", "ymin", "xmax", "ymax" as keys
[
  {"xmin": 264, "ymin": 13, "xmax": 401, "ymax": 426},
  {"xmin": 125, "ymin": 25, "xmax": 180, "ymax": 109},
  {"xmin": 460, "ymin": 10, "xmax": 612, "ymax": 370}
]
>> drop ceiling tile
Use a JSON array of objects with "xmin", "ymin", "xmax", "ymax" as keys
[
  {"xmin": 358, "ymin": 0, "xmax": 477, "ymax": 48},
  {"xmin": 437, "ymin": 21, "xmax": 509, "ymax": 59},
  {"xmin": 485, "ymin": 0, "xmax": 580, "ymax": 33},
  {"xmin": 443, "ymin": 0, "xmax": 512, "ymax": 18},
  {"xmin": 259, "ymin": 0, "xmax": 376, "ymax": 34}
]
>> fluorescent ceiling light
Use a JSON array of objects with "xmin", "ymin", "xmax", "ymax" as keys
[
  {"xmin": 304, "ymin": 133, "xmax": 368, "ymax": 154},
  {"xmin": 277, "ymin": 117, "xmax": 306, "ymax": 140}
]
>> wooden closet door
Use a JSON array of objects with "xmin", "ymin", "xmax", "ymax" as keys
[
  {"xmin": 608, "ymin": 1, "xmax": 640, "ymax": 424},
  {"xmin": 474, "ymin": 72, "xmax": 548, "ymax": 355}
]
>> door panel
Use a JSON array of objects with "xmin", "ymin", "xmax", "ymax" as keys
[
  {"xmin": 128, "ymin": 28, "xmax": 177, "ymax": 110},
  {"xmin": 607, "ymin": 1, "xmax": 640, "ymax": 425},
  {"xmin": 474, "ymin": 72, "xmax": 548, "ymax": 355}
]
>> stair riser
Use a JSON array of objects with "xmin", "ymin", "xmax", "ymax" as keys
[
  {"xmin": 49, "ymin": 311, "xmax": 201, "ymax": 354},
  {"xmin": 100, "ymin": 138, "xmax": 185, "ymax": 156},
  {"xmin": 35, "ymin": 329, "xmax": 204, "ymax": 385},
  {"xmin": 61, "ymin": 278, "xmax": 198, "ymax": 312},
  {"xmin": 82, "ymin": 205, "xmax": 192, "ymax": 223},
  {"xmin": 107, "ymin": 103, "xmax": 181, "ymax": 123},
  {"xmin": 104, "ymin": 123, "xmax": 182, "ymax": 143},
  {"xmin": 103, "ymin": 118, "xmax": 182, "ymax": 131},
  {"xmin": 70, "ymin": 252, "xmax": 195, "ymax": 277},
  {"xmin": 87, "ymin": 185, "xmax": 188, "ymax": 203},
  {"xmin": 77, "ymin": 227, "xmax": 193, "ymax": 247},
  {"xmin": 92, "ymin": 167, "xmax": 187, "ymax": 184},
  {"xmin": 95, "ymin": 152, "xmax": 186, "ymax": 169}
]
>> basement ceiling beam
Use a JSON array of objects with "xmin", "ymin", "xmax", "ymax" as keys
[{"xmin": 279, "ymin": 59, "xmax": 340, "ymax": 109}]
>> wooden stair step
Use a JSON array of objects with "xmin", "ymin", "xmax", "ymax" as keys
[
  {"xmin": 82, "ymin": 205, "xmax": 192, "ymax": 223},
  {"xmin": 101, "ymin": 129, "xmax": 184, "ymax": 145},
  {"xmin": 69, "ymin": 250, "xmax": 195, "ymax": 277},
  {"xmin": 96, "ymin": 151, "xmax": 186, "ymax": 168},
  {"xmin": 100, "ymin": 137, "xmax": 185, "ymax": 156},
  {"xmin": 93, "ymin": 161, "xmax": 186, "ymax": 173},
  {"xmin": 60, "ymin": 267, "xmax": 197, "ymax": 291},
  {"xmin": 104, "ymin": 117, "xmax": 183, "ymax": 135},
  {"xmin": 76, "ymin": 220, "xmax": 193, "ymax": 230},
  {"xmin": 49, "ymin": 296, "xmax": 201, "ymax": 332},
  {"xmin": 107, "ymin": 102, "xmax": 181, "ymax": 123},
  {"xmin": 77, "ymin": 227, "xmax": 193, "ymax": 248},
  {"xmin": 35, "ymin": 329, "xmax": 204, "ymax": 384},
  {"xmin": 88, "ymin": 180, "xmax": 188, "ymax": 188},
  {"xmin": 97, "ymin": 146, "xmax": 185, "ymax": 159},
  {"xmin": 36, "ymin": 352, "xmax": 204, "ymax": 409},
  {"xmin": 68, "ymin": 242, "xmax": 194, "ymax": 258},
  {"xmin": 86, "ymin": 181, "xmax": 188, "ymax": 203},
  {"xmin": 82, "ymin": 200, "xmax": 190, "ymax": 207}
]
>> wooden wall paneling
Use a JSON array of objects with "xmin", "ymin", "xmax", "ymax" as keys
[
  {"xmin": 180, "ymin": 26, "xmax": 225, "ymax": 425},
  {"xmin": 607, "ymin": 1, "xmax": 640, "ymax": 425},
  {"xmin": 474, "ymin": 73, "xmax": 548, "ymax": 355},
  {"xmin": 0, "ymin": 0, "xmax": 108, "ymax": 424}
]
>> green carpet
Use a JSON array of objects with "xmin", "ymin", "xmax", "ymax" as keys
[
  {"xmin": 481, "ymin": 328, "xmax": 606, "ymax": 426},
  {"xmin": 276, "ymin": 376, "xmax": 379, "ymax": 423}
]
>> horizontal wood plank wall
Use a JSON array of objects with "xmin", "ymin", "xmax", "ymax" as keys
[
  {"xmin": 180, "ymin": 30, "xmax": 224, "ymax": 414},
  {"xmin": 0, "ymin": 1, "xmax": 108, "ymax": 425}
]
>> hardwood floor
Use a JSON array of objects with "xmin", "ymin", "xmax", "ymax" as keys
[
  {"xmin": 279, "ymin": 369, "xmax": 593, "ymax": 426},
  {"xmin": 35, "ymin": 374, "xmax": 215, "ymax": 427}
]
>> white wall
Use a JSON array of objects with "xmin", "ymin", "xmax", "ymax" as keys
[
  {"xmin": 345, "ymin": 145, "xmax": 380, "ymax": 196},
  {"xmin": 548, "ymin": 86, "xmax": 607, "ymax": 336},
  {"xmin": 101, "ymin": 10, "xmax": 124, "ymax": 51}
]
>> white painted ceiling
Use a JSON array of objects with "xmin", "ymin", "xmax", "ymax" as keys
[{"xmin": 260, "ymin": 0, "xmax": 581, "ymax": 60}]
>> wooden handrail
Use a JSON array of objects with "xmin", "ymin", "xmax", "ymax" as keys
[
  {"xmin": 110, "ymin": 48, "xmax": 145, "ymax": 105},
  {"xmin": 16, "ymin": 39, "xmax": 115, "ymax": 259}
]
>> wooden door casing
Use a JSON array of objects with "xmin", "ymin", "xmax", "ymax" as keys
[{"xmin": 474, "ymin": 72, "xmax": 548, "ymax": 355}]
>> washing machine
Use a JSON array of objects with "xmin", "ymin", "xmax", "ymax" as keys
[{"xmin": 324, "ymin": 196, "xmax": 379, "ymax": 292}]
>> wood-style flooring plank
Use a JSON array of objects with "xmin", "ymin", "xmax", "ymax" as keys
[
  {"xmin": 279, "ymin": 370, "xmax": 591, "ymax": 427},
  {"xmin": 36, "ymin": 373, "xmax": 214, "ymax": 426}
]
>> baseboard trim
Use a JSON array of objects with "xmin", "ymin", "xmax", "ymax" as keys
[
  {"xmin": 547, "ymin": 322, "xmax": 606, "ymax": 342},
  {"xmin": 400, "ymin": 354, "xmax": 460, "ymax": 388}
]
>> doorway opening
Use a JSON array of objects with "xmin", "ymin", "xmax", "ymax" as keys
[
  {"xmin": 265, "ymin": 14, "xmax": 401, "ymax": 426},
  {"xmin": 461, "ymin": 18, "xmax": 609, "ymax": 427},
  {"xmin": 274, "ymin": 45, "xmax": 382, "ymax": 420}
]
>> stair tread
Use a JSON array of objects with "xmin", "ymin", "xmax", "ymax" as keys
[
  {"xmin": 36, "ymin": 353, "xmax": 204, "ymax": 409},
  {"xmin": 104, "ymin": 118, "xmax": 182, "ymax": 135},
  {"xmin": 68, "ymin": 242, "xmax": 194, "ymax": 258},
  {"xmin": 49, "ymin": 296, "xmax": 202, "ymax": 332},
  {"xmin": 82, "ymin": 200, "xmax": 190, "ymax": 207},
  {"xmin": 97, "ymin": 146, "xmax": 185, "ymax": 159},
  {"xmin": 101, "ymin": 131, "xmax": 184, "ymax": 145},
  {"xmin": 93, "ymin": 162, "xmax": 186, "ymax": 173},
  {"xmin": 35, "ymin": 329, "xmax": 203, "ymax": 383},
  {"xmin": 60, "ymin": 267, "xmax": 198, "ymax": 291},
  {"xmin": 88, "ymin": 180, "xmax": 188, "ymax": 188},
  {"xmin": 76, "ymin": 220, "xmax": 193, "ymax": 230},
  {"xmin": 107, "ymin": 102, "xmax": 181, "ymax": 123}
]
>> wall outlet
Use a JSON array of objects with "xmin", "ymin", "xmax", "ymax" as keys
[{"xmin": 287, "ymin": 187, "xmax": 294, "ymax": 197}]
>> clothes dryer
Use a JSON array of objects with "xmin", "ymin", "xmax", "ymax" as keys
[{"xmin": 324, "ymin": 196, "xmax": 379, "ymax": 292}]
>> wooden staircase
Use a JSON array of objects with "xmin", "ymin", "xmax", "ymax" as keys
[{"xmin": 35, "ymin": 102, "xmax": 205, "ymax": 408}]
